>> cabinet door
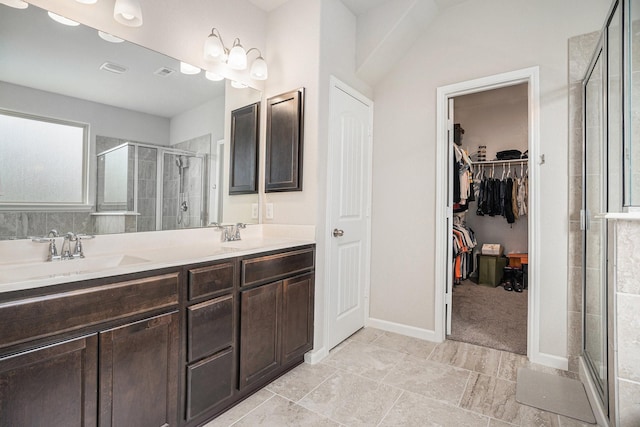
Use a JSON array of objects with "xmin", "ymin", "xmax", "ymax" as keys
[
  {"xmin": 281, "ymin": 273, "xmax": 314, "ymax": 364},
  {"xmin": 187, "ymin": 294, "xmax": 234, "ymax": 362},
  {"xmin": 0, "ymin": 334, "xmax": 97, "ymax": 427},
  {"xmin": 239, "ymin": 281, "xmax": 281, "ymax": 389},
  {"xmin": 185, "ymin": 347, "xmax": 234, "ymax": 421},
  {"xmin": 99, "ymin": 312, "xmax": 179, "ymax": 427}
]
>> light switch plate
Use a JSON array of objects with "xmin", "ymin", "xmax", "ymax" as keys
[
  {"xmin": 251, "ymin": 203, "xmax": 258, "ymax": 219},
  {"xmin": 266, "ymin": 203, "xmax": 274, "ymax": 219}
]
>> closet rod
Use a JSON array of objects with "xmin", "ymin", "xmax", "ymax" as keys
[{"xmin": 471, "ymin": 159, "xmax": 528, "ymax": 166}]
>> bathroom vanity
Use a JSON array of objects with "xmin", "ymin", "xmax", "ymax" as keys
[{"xmin": 0, "ymin": 230, "xmax": 315, "ymax": 427}]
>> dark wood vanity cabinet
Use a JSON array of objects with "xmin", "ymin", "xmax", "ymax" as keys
[
  {"xmin": 0, "ymin": 334, "xmax": 98, "ymax": 427},
  {"xmin": 239, "ymin": 247, "xmax": 315, "ymax": 391},
  {"xmin": 99, "ymin": 311, "xmax": 179, "ymax": 427},
  {"xmin": 0, "ymin": 271, "xmax": 181, "ymax": 427},
  {"xmin": 183, "ymin": 260, "xmax": 238, "ymax": 424},
  {"xmin": 0, "ymin": 245, "xmax": 315, "ymax": 427}
]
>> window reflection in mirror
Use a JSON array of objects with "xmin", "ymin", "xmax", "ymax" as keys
[
  {"xmin": 0, "ymin": 3, "xmax": 261, "ymax": 240},
  {"xmin": 0, "ymin": 110, "xmax": 88, "ymax": 206}
]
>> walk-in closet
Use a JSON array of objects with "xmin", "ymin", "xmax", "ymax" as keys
[{"xmin": 448, "ymin": 83, "xmax": 530, "ymax": 355}]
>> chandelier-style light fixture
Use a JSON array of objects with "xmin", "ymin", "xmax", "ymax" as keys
[{"xmin": 203, "ymin": 28, "xmax": 268, "ymax": 81}]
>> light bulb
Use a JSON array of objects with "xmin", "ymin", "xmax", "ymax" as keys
[
  {"xmin": 228, "ymin": 42, "xmax": 247, "ymax": 70},
  {"xmin": 1, "ymin": 0, "xmax": 28, "ymax": 9},
  {"xmin": 48, "ymin": 11, "xmax": 80, "ymax": 26},
  {"xmin": 180, "ymin": 62, "xmax": 201, "ymax": 75},
  {"xmin": 114, "ymin": 0, "xmax": 143, "ymax": 27},
  {"xmin": 98, "ymin": 31, "xmax": 124, "ymax": 43},
  {"xmin": 76, "ymin": 0, "xmax": 98, "ymax": 4},
  {"xmin": 250, "ymin": 57, "xmax": 268, "ymax": 80},
  {"xmin": 205, "ymin": 71, "xmax": 224, "ymax": 81}
]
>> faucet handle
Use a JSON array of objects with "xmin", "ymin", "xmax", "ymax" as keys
[
  {"xmin": 209, "ymin": 222, "xmax": 223, "ymax": 229},
  {"xmin": 236, "ymin": 222, "xmax": 247, "ymax": 229}
]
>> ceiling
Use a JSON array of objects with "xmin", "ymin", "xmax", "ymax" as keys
[
  {"xmin": 249, "ymin": 0, "xmax": 470, "ymax": 16},
  {"xmin": 0, "ymin": 4, "xmax": 225, "ymax": 118}
]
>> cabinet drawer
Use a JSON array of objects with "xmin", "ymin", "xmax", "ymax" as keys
[
  {"xmin": 242, "ymin": 248, "xmax": 314, "ymax": 287},
  {"xmin": 187, "ymin": 295, "xmax": 233, "ymax": 362},
  {"xmin": 188, "ymin": 262, "xmax": 235, "ymax": 300},
  {"xmin": 186, "ymin": 348, "xmax": 234, "ymax": 421},
  {"xmin": 0, "ymin": 272, "xmax": 179, "ymax": 349}
]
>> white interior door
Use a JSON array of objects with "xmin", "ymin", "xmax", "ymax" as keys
[
  {"xmin": 327, "ymin": 79, "xmax": 372, "ymax": 349},
  {"xmin": 445, "ymin": 97, "xmax": 454, "ymax": 335}
]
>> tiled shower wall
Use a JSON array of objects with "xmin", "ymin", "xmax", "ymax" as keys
[{"xmin": 567, "ymin": 30, "xmax": 601, "ymax": 373}]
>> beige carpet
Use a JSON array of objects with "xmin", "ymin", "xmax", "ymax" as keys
[{"xmin": 448, "ymin": 280, "xmax": 528, "ymax": 355}]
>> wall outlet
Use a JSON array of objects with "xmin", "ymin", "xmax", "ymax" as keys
[
  {"xmin": 266, "ymin": 203, "xmax": 274, "ymax": 220},
  {"xmin": 251, "ymin": 203, "xmax": 258, "ymax": 219}
]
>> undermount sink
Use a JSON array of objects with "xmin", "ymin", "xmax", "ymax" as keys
[{"xmin": 0, "ymin": 254, "xmax": 150, "ymax": 284}]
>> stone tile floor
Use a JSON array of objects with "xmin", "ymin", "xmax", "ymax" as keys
[{"xmin": 204, "ymin": 328, "xmax": 594, "ymax": 427}]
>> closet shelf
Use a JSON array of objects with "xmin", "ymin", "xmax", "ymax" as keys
[{"xmin": 472, "ymin": 159, "xmax": 528, "ymax": 165}]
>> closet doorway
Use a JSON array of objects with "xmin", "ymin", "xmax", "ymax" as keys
[
  {"xmin": 449, "ymin": 84, "xmax": 530, "ymax": 355},
  {"xmin": 435, "ymin": 67, "xmax": 540, "ymax": 360}
]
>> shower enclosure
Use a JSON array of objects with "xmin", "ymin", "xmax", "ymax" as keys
[{"xmin": 97, "ymin": 142, "xmax": 206, "ymax": 232}]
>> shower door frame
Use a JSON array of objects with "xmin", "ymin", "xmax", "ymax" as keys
[{"xmin": 156, "ymin": 148, "xmax": 208, "ymax": 231}]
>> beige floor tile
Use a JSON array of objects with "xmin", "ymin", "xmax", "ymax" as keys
[
  {"xmin": 489, "ymin": 419, "xmax": 517, "ymax": 426},
  {"xmin": 558, "ymin": 414, "xmax": 597, "ymax": 426},
  {"xmin": 378, "ymin": 390, "xmax": 490, "ymax": 426},
  {"xmin": 321, "ymin": 340, "xmax": 403, "ymax": 381},
  {"xmin": 233, "ymin": 395, "xmax": 339, "ymax": 426},
  {"xmin": 299, "ymin": 370, "xmax": 402, "ymax": 426},
  {"xmin": 382, "ymin": 354, "xmax": 471, "ymax": 405},
  {"xmin": 371, "ymin": 331, "xmax": 438, "ymax": 359},
  {"xmin": 348, "ymin": 327, "xmax": 384, "ymax": 343},
  {"xmin": 430, "ymin": 340, "xmax": 502, "ymax": 376},
  {"xmin": 498, "ymin": 352, "xmax": 579, "ymax": 382},
  {"xmin": 266, "ymin": 362, "xmax": 337, "ymax": 402},
  {"xmin": 460, "ymin": 372, "xmax": 523, "ymax": 424},
  {"xmin": 202, "ymin": 389, "xmax": 275, "ymax": 427},
  {"xmin": 518, "ymin": 404, "xmax": 561, "ymax": 426}
]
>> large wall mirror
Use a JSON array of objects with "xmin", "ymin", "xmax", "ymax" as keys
[{"xmin": 0, "ymin": 3, "xmax": 261, "ymax": 240}]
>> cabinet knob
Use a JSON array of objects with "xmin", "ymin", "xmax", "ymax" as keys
[{"xmin": 332, "ymin": 228, "xmax": 344, "ymax": 237}]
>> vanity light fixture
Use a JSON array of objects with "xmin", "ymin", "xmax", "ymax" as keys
[
  {"xmin": 1, "ymin": 0, "xmax": 29, "ymax": 9},
  {"xmin": 180, "ymin": 61, "xmax": 201, "ymax": 75},
  {"xmin": 48, "ymin": 11, "xmax": 80, "ymax": 26},
  {"xmin": 98, "ymin": 31, "xmax": 124, "ymax": 43},
  {"xmin": 75, "ymin": 0, "xmax": 98, "ymax": 4},
  {"xmin": 113, "ymin": 0, "xmax": 143, "ymax": 27},
  {"xmin": 205, "ymin": 71, "xmax": 224, "ymax": 82},
  {"xmin": 203, "ymin": 27, "xmax": 268, "ymax": 80}
]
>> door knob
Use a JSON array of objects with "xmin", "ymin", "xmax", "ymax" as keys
[{"xmin": 333, "ymin": 228, "xmax": 344, "ymax": 237}]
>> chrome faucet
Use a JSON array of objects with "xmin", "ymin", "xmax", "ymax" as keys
[
  {"xmin": 210, "ymin": 222, "xmax": 246, "ymax": 242},
  {"xmin": 32, "ymin": 230, "xmax": 94, "ymax": 261}
]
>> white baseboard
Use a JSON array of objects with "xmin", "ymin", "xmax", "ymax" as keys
[
  {"xmin": 367, "ymin": 317, "xmax": 441, "ymax": 342},
  {"xmin": 304, "ymin": 347, "xmax": 328, "ymax": 365},
  {"xmin": 579, "ymin": 357, "xmax": 609, "ymax": 426},
  {"xmin": 529, "ymin": 351, "xmax": 569, "ymax": 370}
]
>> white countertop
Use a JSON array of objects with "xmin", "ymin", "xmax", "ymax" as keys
[{"xmin": 0, "ymin": 225, "xmax": 315, "ymax": 295}]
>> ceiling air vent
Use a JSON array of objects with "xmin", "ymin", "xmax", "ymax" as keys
[
  {"xmin": 99, "ymin": 62, "xmax": 128, "ymax": 74},
  {"xmin": 154, "ymin": 67, "xmax": 176, "ymax": 77}
]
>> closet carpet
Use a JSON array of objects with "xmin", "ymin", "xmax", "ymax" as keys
[{"xmin": 449, "ymin": 279, "xmax": 528, "ymax": 355}]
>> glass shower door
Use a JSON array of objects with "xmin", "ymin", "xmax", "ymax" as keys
[{"xmin": 583, "ymin": 43, "xmax": 607, "ymax": 403}]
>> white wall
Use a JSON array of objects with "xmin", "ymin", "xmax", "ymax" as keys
[
  {"xmin": 370, "ymin": 0, "xmax": 609, "ymax": 360},
  {"xmin": 170, "ymin": 96, "xmax": 225, "ymax": 146}
]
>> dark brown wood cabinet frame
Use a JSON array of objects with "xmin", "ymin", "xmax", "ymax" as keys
[
  {"xmin": 265, "ymin": 88, "xmax": 305, "ymax": 192},
  {"xmin": 229, "ymin": 102, "xmax": 260, "ymax": 195}
]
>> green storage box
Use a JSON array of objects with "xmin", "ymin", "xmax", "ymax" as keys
[{"xmin": 478, "ymin": 255, "xmax": 508, "ymax": 287}]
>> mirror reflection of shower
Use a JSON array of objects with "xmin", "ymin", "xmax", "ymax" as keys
[
  {"xmin": 175, "ymin": 155, "xmax": 190, "ymax": 227},
  {"xmin": 96, "ymin": 139, "xmax": 207, "ymax": 234}
]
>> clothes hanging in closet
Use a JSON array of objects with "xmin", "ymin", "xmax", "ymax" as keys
[
  {"xmin": 453, "ymin": 145, "xmax": 473, "ymax": 213},
  {"xmin": 452, "ymin": 216, "xmax": 477, "ymax": 282},
  {"xmin": 474, "ymin": 163, "xmax": 528, "ymax": 224}
]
